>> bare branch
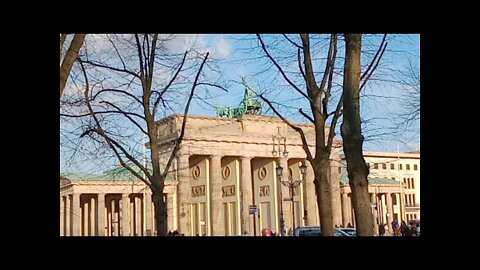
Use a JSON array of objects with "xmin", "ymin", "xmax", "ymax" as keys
[
  {"xmin": 61, "ymin": 110, "xmax": 146, "ymax": 120},
  {"xmin": 327, "ymin": 95, "xmax": 343, "ymax": 150},
  {"xmin": 299, "ymin": 108, "xmax": 314, "ymax": 123},
  {"xmin": 134, "ymin": 34, "xmax": 146, "ymax": 84},
  {"xmin": 78, "ymin": 59, "xmax": 140, "ymax": 79},
  {"xmin": 360, "ymin": 41, "xmax": 388, "ymax": 91},
  {"xmin": 78, "ymin": 58, "xmax": 152, "ymax": 186},
  {"xmin": 361, "ymin": 34, "xmax": 387, "ymax": 81},
  {"xmin": 107, "ymin": 35, "xmax": 128, "ymax": 71},
  {"xmin": 60, "ymin": 34, "xmax": 67, "ymax": 63},
  {"xmin": 259, "ymin": 94, "xmax": 314, "ymax": 164},
  {"xmin": 256, "ymin": 34, "xmax": 310, "ymax": 101},
  {"xmin": 322, "ymin": 34, "xmax": 338, "ymax": 116},
  {"xmin": 153, "ymin": 51, "xmax": 188, "ymax": 116},
  {"xmin": 92, "ymin": 88, "xmax": 143, "ymax": 105},
  {"xmin": 60, "ymin": 34, "xmax": 86, "ymax": 97},
  {"xmin": 162, "ymin": 52, "xmax": 210, "ymax": 179},
  {"xmin": 282, "ymin": 34, "xmax": 303, "ymax": 49},
  {"xmin": 148, "ymin": 34, "xmax": 158, "ymax": 80},
  {"xmin": 297, "ymin": 48, "xmax": 307, "ymax": 82},
  {"xmin": 317, "ymin": 34, "xmax": 336, "ymax": 94},
  {"xmin": 99, "ymin": 101, "xmax": 148, "ymax": 136},
  {"xmin": 196, "ymin": 82, "xmax": 229, "ymax": 92}
]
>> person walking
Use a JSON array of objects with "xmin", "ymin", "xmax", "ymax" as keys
[{"xmin": 378, "ymin": 223, "xmax": 385, "ymax": 236}]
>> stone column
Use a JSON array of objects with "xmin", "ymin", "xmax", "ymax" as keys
[
  {"xmin": 240, "ymin": 157, "xmax": 253, "ymax": 235},
  {"xmin": 111, "ymin": 198, "xmax": 117, "ymax": 236},
  {"xmin": 60, "ymin": 196, "xmax": 64, "ymax": 236},
  {"xmin": 371, "ymin": 193, "xmax": 378, "ymax": 235},
  {"xmin": 210, "ymin": 155, "xmax": 225, "ymax": 236},
  {"xmin": 166, "ymin": 194, "xmax": 174, "ymax": 232},
  {"xmin": 136, "ymin": 196, "xmax": 142, "ymax": 236},
  {"xmin": 71, "ymin": 194, "xmax": 80, "ymax": 236},
  {"xmin": 66, "ymin": 195, "xmax": 71, "ymax": 236},
  {"xmin": 97, "ymin": 194, "xmax": 105, "ymax": 236},
  {"xmin": 177, "ymin": 154, "xmax": 191, "ymax": 235},
  {"xmin": 348, "ymin": 193, "xmax": 354, "ymax": 226},
  {"xmin": 129, "ymin": 196, "xmax": 134, "ymax": 235},
  {"xmin": 121, "ymin": 194, "xmax": 130, "ymax": 236},
  {"xmin": 305, "ymin": 162, "xmax": 317, "ymax": 226},
  {"xmin": 82, "ymin": 199, "xmax": 88, "ymax": 236},
  {"xmin": 89, "ymin": 197, "xmax": 95, "ymax": 236},
  {"xmin": 386, "ymin": 193, "xmax": 394, "ymax": 233},
  {"xmin": 341, "ymin": 192, "xmax": 351, "ymax": 227},
  {"xmin": 145, "ymin": 192, "xmax": 153, "ymax": 236}
]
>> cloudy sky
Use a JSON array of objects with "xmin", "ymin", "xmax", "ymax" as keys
[{"xmin": 61, "ymin": 34, "xmax": 420, "ymax": 173}]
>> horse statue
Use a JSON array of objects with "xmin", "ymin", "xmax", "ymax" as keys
[
  {"xmin": 214, "ymin": 104, "xmax": 234, "ymax": 118},
  {"xmin": 214, "ymin": 78, "xmax": 263, "ymax": 118}
]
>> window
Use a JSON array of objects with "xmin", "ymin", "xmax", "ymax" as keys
[
  {"xmin": 391, "ymin": 164, "xmax": 395, "ymax": 170},
  {"xmin": 374, "ymin": 163, "xmax": 378, "ymax": 169},
  {"xmin": 406, "ymin": 164, "xmax": 410, "ymax": 170},
  {"xmin": 399, "ymin": 164, "xmax": 403, "ymax": 170},
  {"xmin": 382, "ymin": 163, "xmax": 386, "ymax": 169},
  {"xmin": 412, "ymin": 178, "xmax": 415, "ymax": 189},
  {"xmin": 414, "ymin": 164, "xmax": 418, "ymax": 170},
  {"xmin": 391, "ymin": 177, "xmax": 395, "ymax": 180},
  {"xmin": 338, "ymin": 167, "xmax": 341, "ymax": 174}
]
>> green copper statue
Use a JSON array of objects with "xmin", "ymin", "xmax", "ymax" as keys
[{"xmin": 214, "ymin": 78, "xmax": 262, "ymax": 118}]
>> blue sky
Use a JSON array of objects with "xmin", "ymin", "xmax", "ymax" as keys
[
  {"xmin": 60, "ymin": 34, "xmax": 420, "ymax": 173},
  {"xmin": 188, "ymin": 34, "xmax": 420, "ymax": 151}
]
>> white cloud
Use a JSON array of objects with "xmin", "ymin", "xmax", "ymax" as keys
[
  {"xmin": 213, "ymin": 37, "xmax": 231, "ymax": 59},
  {"xmin": 164, "ymin": 34, "xmax": 210, "ymax": 54},
  {"xmin": 84, "ymin": 34, "xmax": 112, "ymax": 54}
]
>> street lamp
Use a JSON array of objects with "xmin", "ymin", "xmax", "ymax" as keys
[
  {"xmin": 276, "ymin": 160, "xmax": 307, "ymax": 236},
  {"xmin": 272, "ymin": 127, "xmax": 288, "ymax": 157},
  {"xmin": 275, "ymin": 164, "xmax": 286, "ymax": 236}
]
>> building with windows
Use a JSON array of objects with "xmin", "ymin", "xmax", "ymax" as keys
[
  {"xmin": 339, "ymin": 151, "xmax": 421, "ymax": 230},
  {"xmin": 60, "ymin": 114, "xmax": 420, "ymax": 236}
]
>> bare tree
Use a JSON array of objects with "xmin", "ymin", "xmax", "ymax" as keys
[
  {"xmin": 60, "ymin": 34, "xmax": 86, "ymax": 97},
  {"xmin": 395, "ymin": 59, "xmax": 420, "ymax": 138},
  {"xmin": 255, "ymin": 34, "xmax": 387, "ymax": 236},
  {"xmin": 341, "ymin": 34, "xmax": 374, "ymax": 236},
  {"xmin": 61, "ymin": 34, "xmax": 216, "ymax": 236}
]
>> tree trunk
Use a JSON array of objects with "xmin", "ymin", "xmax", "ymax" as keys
[
  {"xmin": 313, "ymin": 154, "xmax": 334, "ymax": 236},
  {"xmin": 60, "ymin": 34, "xmax": 86, "ymax": 97},
  {"xmin": 341, "ymin": 34, "xmax": 374, "ymax": 236},
  {"xmin": 152, "ymin": 189, "xmax": 168, "ymax": 236}
]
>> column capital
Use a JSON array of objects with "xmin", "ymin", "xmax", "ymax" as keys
[{"xmin": 241, "ymin": 156, "xmax": 253, "ymax": 160}]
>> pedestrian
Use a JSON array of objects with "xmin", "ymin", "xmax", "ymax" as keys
[
  {"xmin": 378, "ymin": 223, "xmax": 385, "ymax": 236},
  {"xmin": 400, "ymin": 221, "xmax": 411, "ymax": 236}
]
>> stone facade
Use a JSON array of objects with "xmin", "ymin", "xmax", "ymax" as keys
[
  {"xmin": 60, "ymin": 114, "xmax": 418, "ymax": 236},
  {"xmin": 156, "ymin": 114, "xmax": 343, "ymax": 236},
  {"xmin": 339, "ymin": 151, "xmax": 420, "ymax": 233}
]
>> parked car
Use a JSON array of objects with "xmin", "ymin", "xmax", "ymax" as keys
[
  {"xmin": 294, "ymin": 226, "xmax": 354, "ymax": 236},
  {"xmin": 337, "ymin": 227, "xmax": 357, "ymax": 236}
]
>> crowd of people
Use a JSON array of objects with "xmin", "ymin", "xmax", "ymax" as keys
[
  {"xmin": 388, "ymin": 219, "xmax": 420, "ymax": 236},
  {"xmin": 167, "ymin": 219, "xmax": 420, "ymax": 236}
]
